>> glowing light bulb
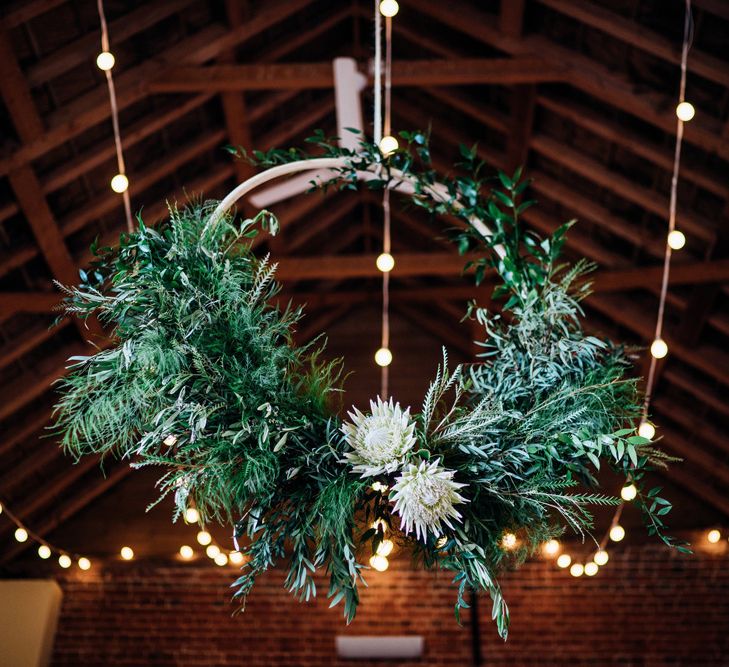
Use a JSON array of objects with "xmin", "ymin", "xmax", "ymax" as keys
[
  {"xmin": 78, "ymin": 557, "xmax": 91, "ymax": 570},
  {"xmin": 557, "ymin": 554, "xmax": 572, "ymax": 568},
  {"xmin": 14, "ymin": 527, "xmax": 28, "ymax": 542},
  {"xmin": 707, "ymin": 529, "xmax": 721, "ymax": 544},
  {"xmin": 206, "ymin": 544, "xmax": 221, "ymax": 559},
  {"xmin": 609, "ymin": 525, "xmax": 626, "ymax": 542},
  {"xmin": 96, "ymin": 51, "xmax": 115, "ymax": 71},
  {"xmin": 58, "ymin": 554, "xmax": 72, "ymax": 569},
  {"xmin": 569, "ymin": 563, "xmax": 584, "ymax": 577},
  {"xmin": 376, "ymin": 539, "xmax": 394, "ymax": 557},
  {"xmin": 543, "ymin": 539, "xmax": 560, "ymax": 557},
  {"xmin": 375, "ymin": 347, "xmax": 392, "ymax": 367},
  {"xmin": 371, "ymin": 482, "xmax": 388, "ymax": 492},
  {"xmin": 229, "ymin": 551, "xmax": 244, "ymax": 565},
  {"xmin": 594, "ymin": 550, "xmax": 609, "ymax": 566},
  {"xmin": 621, "ymin": 484, "xmax": 638, "ymax": 501},
  {"xmin": 676, "ymin": 101, "xmax": 695, "ymax": 122},
  {"xmin": 369, "ymin": 554, "xmax": 389, "ymax": 572},
  {"xmin": 38, "ymin": 545, "xmax": 51, "ymax": 559},
  {"xmin": 179, "ymin": 545, "xmax": 194, "ymax": 560},
  {"xmin": 120, "ymin": 546, "xmax": 134, "ymax": 560},
  {"xmin": 196, "ymin": 530, "xmax": 212, "ymax": 546},
  {"xmin": 379, "ymin": 0, "xmax": 399, "ymax": 17},
  {"xmin": 372, "ymin": 519, "xmax": 387, "ymax": 532},
  {"xmin": 501, "ymin": 532, "xmax": 517, "ymax": 550},
  {"xmin": 0, "ymin": 502, "xmax": 3, "ymax": 514},
  {"xmin": 110, "ymin": 173, "xmax": 129, "ymax": 193},
  {"xmin": 584, "ymin": 561, "xmax": 599, "ymax": 576},
  {"xmin": 436, "ymin": 536, "xmax": 448, "ymax": 549},
  {"xmin": 163, "ymin": 435, "xmax": 177, "ymax": 447},
  {"xmin": 379, "ymin": 135, "xmax": 399, "ymax": 155},
  {"xmin": 650, "ymin": 338, "xmax": 668, "ymax": 359},
  {"xmin": 184, "ymin": 507, "xmax": 200, "ymax": 524},
  {"xmin": 668, "ymin": 229, "xmax": 686, "ymax": 250},
  {"xmin": 638, "ymin": 421, "xmax": 656, "ymax": 440},
  {"xmin": 214, "ymin": 552, "xmax": 228, "ymax": 566},
  {"xmin": 376, "ymin": 252, "xmax": 395, "ymax": 273}
]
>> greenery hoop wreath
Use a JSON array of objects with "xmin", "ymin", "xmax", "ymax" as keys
[{"xmin": 54, "ymin": 131, "xmax": 686, "ymax": 638}]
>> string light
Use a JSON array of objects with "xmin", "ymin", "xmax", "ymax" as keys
[
  {"xmin": 584, "ymin": 562, "xmax": 599, "ymax": 576},
  {"xmin": 38, "ymin": 545, "xmax": 51, "ymax": 559},
  {"xmin": 229, "ymin": 551, "xmax": 245, "ymax": 565},
  {"xmin": 609, "ymin": 525, "xmax": 626, "ymax": 542},
  {"xmin": 184, "ymin": 507, "xmax": 200, "ymax": 524},
  {"xmin": 707, "ymin": 529, "xmax": 721, "ymax": 544},
  {"xmin": 557, "ymin": 554, "xmax": 571, "ymax": 568},
  {"xmin": 436, "ymin": 536, "xmax": 448, "ymax": 549},
  {"xmin": 179, "ymin": 545, "xmax": 194, "ymax": 560},
  {"xmin": 667, "ymin": 229, "xmax": 686, "ymax": 250},
  {"xmin": 96, "ymin": 51, "xmax": 115, "ymax": 71},
  {"xmin": 58, "ymin": 554, "xmax": 72, "ymax": 569},
  {"xmin": 542, "ymin": 539, "xmax": 560, "ymax": 556},
  {"xmin": 569, "ymin": 563, "xmax": 584, "ymax": 577},
  {"xmin": 376, "ymin": 539, "xmax": 394, "ymax": 557},
  {"xmin": 374, "ymin": 347, "xmax": 393, "ymax": 367},
  {"xmin": 0, "ymin": 502, "xmax": 3, "ymax": 514},
  {"xmin": 650, "ymin": 338, "xmax": 668, "ymax": 359},
  {"xmin": 379, "ymin": 0, "xmax": 399, "ymax": 17},
  {"xmin": 371, "ymin": 481, "xmax": 388, "ymax": 492},
  {"xmin": 369, "ymin": 554, "xmax": 389, "ymax": 572},
  {"xmin": 163, "ymin": 435, "xmax": 177, "ymax": 447},
  {"xmin": 379, "ymin": 135, "xmax": 399, "ymax": 155},
  {"xmin": 638, "ymin": 421, "xmax": 656, "ymax": 440},
  {"xmin": 110, "ymin": 173, "xmax": 129, "ymax": 193},
  {"xmin": 676, "ymin": 101, "xmax": 695, "ymax": 121},
  {"xmin": 376, "ymin": 252, "xmax": 395, "ymax": 273},
  {"xmin": 501, "ymin": 532, "xmax": 517, "ymax": 550},
  {"xmin": 594, "ymin": 550, "xmax": 609, "ymax": 566},
  {"xmin": 120, "ymin": 546, "xmax": 134, "ymax": 560},
  {"xmin": 196, "ymin": 530, "xmax": 212, "ymax": 546},
  {"xmin": 214, "ymin": 552, "xmax": 228, "ymax": 567},
  {"xmin": 206, "ymin": 544, "xmax": 221, "ymax": 559},
  {"xmin": 78, "ymin": 557, "xmax": 92, "ymax": 570},
  {"xmin": 14, "ymin": 527, "xmax": 28, "ymax": 542},
  {"xmin": 621, "ymin": 484, "xmax": 638, "ymax": 501}
]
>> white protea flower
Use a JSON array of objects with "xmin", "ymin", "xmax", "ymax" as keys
[
  {"xmin": 391, "ymin": 458, "xmax": 468, "ymax": 542},
  {"xmin": 342, "ymin": 397, "xmax": 417, "ymax": 477}
]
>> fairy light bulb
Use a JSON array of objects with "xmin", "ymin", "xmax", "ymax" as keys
[
  {"xmin": 667, "ymin": 229, "xmax": 686, "ymax": 250},
  {"xmin": 379, "ymin": 0, "xmax": 399, "ymax": 17},
  {"xmin": 14, "ymin": 527, "xmax": 28, "ymax": 542},
  {"xmin": 375, "ymin": 347, "xmax": 392, "ymax": 367},
  {"xmin": 436, "ymin": 536, "xmax": 448, "ymax": 549},
  {"xmin": 229, "ymin": 551, "xmax": 245, "ymax": 565},
  {"xmin": 584, "ymin": 561, "xmax": 599, "ymax": 576},
  {"xmin": 38, "ymin": 545, "xmax": 51, "ymax": 559},
  {"xmin": 638, "ymin": 421, "xmax": 656, "ymax": 440},
  {"xmin": 676, "ymin": 101, "xmax": 695, "ymax": 122},
  {"xmin": 0, "ymin": 502, "xmax": 3, "ymax": 515},
  {"xmin": 650, "ymin": 338, "xmax": 668, "ymax": 359},
  {"xmin": 196, "ymin": 530, "xmax": 212, "ymax": 546},
  {"xmin": 379, "ymin": 135, "xmax": 399, "ymax": 155},
  {"xmin": 179, "ymin": 545, "xmax": 194, "ymax": 560},
  {"xmin": 110, "ymin": 173, "xmax": 129, "ymax": 193},
  {"xmin": 78, "ymin": 557, "xmax": 91, "ymax": 571},
  {"xmin": 609, "ymin": 525, "xmax": 626, "ymax": 542},
  {"xmin": 58, "ymin": 554, "xmax": 72, "ymax": 569},
  {"xmin": 621, "ymin": 484, "xmax": 638, "ymax": 501},
  {"xmin": 163, "ymin": 435, "xmax": 177, "ymax": 447},
  {"xmin": 557, "ymin": 554, "xmax": 572, "ymax": 568},
  {"xmin": 707, "ymin": 529, "xmax": 721, "ymax": 544},
  {"xmin": 206, "ymin": 544, "xmax": 220, "ymax": 559},
  {"xmin": 543, "ymin": 539, "xmax": 560, "ymax": 557},
  {"xmin": 594, "ymin": 549, "xmax": 609, "ymax": 566},
  {"xmin": 120, "ymin": 546, "xmax": 134, "ymax": 561},
  {"xmin": 501, "ymin": 532, "xmax": 517, "ymax": 550},
  {"xmin": 372, "ymin": 519, "xmax": 387, "ymax": 532},
  {"xmin": 371, "ymin": 482, "xmax": 388, "ymax": 492},
  {"xmin": 369, "ymin": 554, "xmax": 389, "ymax": 572},
  {"xmin": 184, "ymin": 507, "xmax": 199, "ymax": 523},
  {"xmin": 376, "ymin": 539, "xmax": 394, "ymax": 557},
  {"xmin": 214, "ymin": 552, "xmax": 228, "ymax": 567},
  {"xmin": 376, "ymin": 252, "xmax": 395, "ymax": 273},
  {"xmin": 96, "ymin": 51, "xmax": 115, "ymax": 71},
  {"xmin": 569, "ymin": 563, "xmax": 584, "ymax": 577}
]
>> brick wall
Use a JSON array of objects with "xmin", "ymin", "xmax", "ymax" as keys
[{"xmin": 51, "ymin": 544, "xmax": 728, "ymax": 666}]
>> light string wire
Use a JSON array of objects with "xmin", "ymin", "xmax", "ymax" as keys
[{"xmin": 97, "ymin": 0, "xmax": 133, "ymax": 233}]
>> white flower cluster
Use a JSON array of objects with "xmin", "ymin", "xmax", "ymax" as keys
[{"xmin": 342, "ymin": 397, "xmax": 467, "ymax": 542}]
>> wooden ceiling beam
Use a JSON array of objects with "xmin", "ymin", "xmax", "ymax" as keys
[
  {"xmin": 1, "ymin": 0, "xmax": 65, "ymax": 28},
  {"xmin": 658, "ymin": 464, "xmax": 729, "ymax": 518},
  {"xmin": 500, "ymin": 0, "xmax": 526, "ymax": 38},
  {"xmin": 149, "ymin": 58, "xmax": 567, "ymax": 93},
  {"xmin": 653, "ymin": 396, "xmax": 729, "ymax": 459},
  {"xmin": 0, "ymin": 405, "xmax": 53, "ymax": 459}
]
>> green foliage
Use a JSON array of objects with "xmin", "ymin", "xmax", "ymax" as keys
[{"xmin": 54, "ymin": 132, "xmax": 684, "ymax": 640}]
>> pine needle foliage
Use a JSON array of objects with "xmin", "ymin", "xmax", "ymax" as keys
[{"xmin": 54, "ymin": 131, "xmax": 685, "ymax": 640}]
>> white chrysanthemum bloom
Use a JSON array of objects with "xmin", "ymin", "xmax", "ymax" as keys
[
  {"xmin": 342, "ymin": 397, "xmax": 417, "ymax": 477},
  {"xmin": 391, "ymin": 458, "xmax": 468, "ymax": 542}
]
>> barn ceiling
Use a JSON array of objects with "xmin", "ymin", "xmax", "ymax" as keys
[{"xmin": 1, "ymin": 0, "xmax": 729, "ymax": 565}]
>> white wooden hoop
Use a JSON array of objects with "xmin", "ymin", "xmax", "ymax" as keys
[{"xmin": 206, "ymin": 157, "xmax": 505, "ymax": 258}]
